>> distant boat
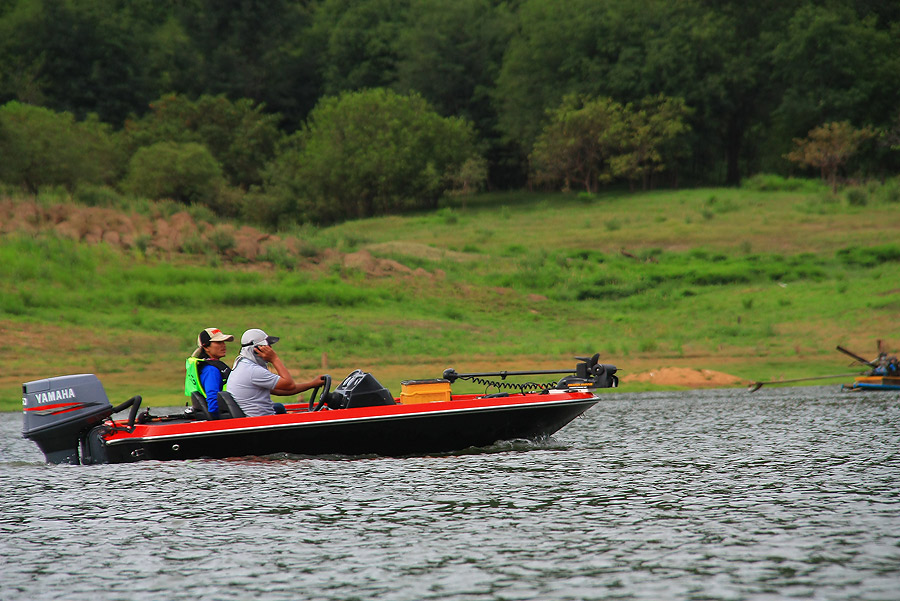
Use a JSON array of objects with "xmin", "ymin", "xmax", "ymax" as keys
[
  {"xmin": 837, "ymin": 344, "xmax": 900, "ymax": 391},
  {"xmin": 842, "ymin": 375, "xmax": 900, "ymax": 391}
]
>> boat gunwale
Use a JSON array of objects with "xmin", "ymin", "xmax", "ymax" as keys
[
  {"xmin": 852, "ymin": 375, "xmax": 900, "ymax": 384},
  {"xmin": 102, "ymin": 391, "xmax": 600, "ymax": 446}
]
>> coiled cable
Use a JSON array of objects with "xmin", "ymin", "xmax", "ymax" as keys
[{"xmin": 458, "ymin": 375, "xmax": 557, "ymax": 394}]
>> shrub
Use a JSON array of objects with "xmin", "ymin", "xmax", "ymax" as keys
[
  {"xmin": 134, "ymin": 234, "xmax": 151, "ymax": 253},
  {"xmin": 0, "ymin": 102, "xmax": 119, "ymax": 192},
  {"xmin": 688, "ymin": 266, "xmax": 751, "ymax": 286},
  {"xmin": 179, "ymin": 233, "xmax": 206, "ymax": 255},
  {"xmin": 530, "ymin": 94, "xmax": 691, "ymax": 192},
  {"xmin": 122, "ymin": 142, "xmax": 225, "ymax": 207},
  {"xmin": 263, "ymin": 88, "xmax": 480, "ymax": 225},
  {"xmin": 74, "ymin": 185, "xmax": 124, "ymax": 208},
  {"xmin": 125, "ymin": 94, "xmax": 283, "ymax": 188},
  {"xmin": 741, "ymin": 173, "xmax": 825, "ymax": 192},
  {"xmin": 208, "ymin": 228, "xmax": 236, "ymax": 255},
  {"xmin": 214, "ymin": 187, "xmax": 246, "ymax": 219},
  {"xmin": 845, "ymin": 187, "xmax": 868, "ymax": 206},
  {"xmin": 876, "ymin": 178, "xmax": 900, "ymax": 204},
  {"xmin": 784, "ymin": 122, "xmax": 875, "ymax": 192},
  {"xmin": 259, "ymin": 242, "xmax": 296, "ymax": 269},
  {"xmin": 836, "ymin": 244, "xmax": 900, "ymax": 267},
  {"xmin": 446, "ymin": 156, "xmax": 488, "ymax": 196},
  {"xmin": 435, "ymin": 207, "xmax": 458, "ymax": 225}
]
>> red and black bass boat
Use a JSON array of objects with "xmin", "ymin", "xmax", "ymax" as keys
[{"xmin": 23, "ymin": 355, "xmax": 618, "ymax": 464}]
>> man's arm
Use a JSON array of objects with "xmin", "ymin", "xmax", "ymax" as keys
[
  {"xmin": 254, "ymin": 345, "xmax": 325, "ymax": 396},
  {"xmin": 272, "ymin": 375, "xmax": 327, "ymax": 397}
]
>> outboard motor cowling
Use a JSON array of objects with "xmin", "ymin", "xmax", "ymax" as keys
[
  {"xmin": 327, "ymin": 370, "xmax": 395, "ymax": 409},
  {"xmin": 22, "ymin": 374, "xmax": 114, "ymax": 464}
]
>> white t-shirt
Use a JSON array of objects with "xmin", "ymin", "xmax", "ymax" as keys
[{"xmin": 228, "ymin": 358, "xmax": 280, "ymax": 417}]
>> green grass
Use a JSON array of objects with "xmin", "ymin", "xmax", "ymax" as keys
[{"xmin": 2, "ymin": 184, "xmax": 900, "ymax": 410}]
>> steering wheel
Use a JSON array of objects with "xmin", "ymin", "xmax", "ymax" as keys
[{"xmin": 308, "ymin": 375, "xmax": 332, "ymax": 412}]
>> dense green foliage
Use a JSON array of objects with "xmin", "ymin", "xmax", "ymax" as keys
[
  {"xmin": 530, "ymin": 95, "xmax": 691, "ymax": 191},
  {"xmin": 125, "ymin": 94, "xmax": 283, "ymax": 189},
  {"xmin": 0, "ymin": 0, "xmax": 898, "ymax": 224},
  {"xmin": 263, "ymin": 89, "xmax": 479, "ymax": 224},
  {"xmin": 0, "ymin": 101, "xmax": 119, "ymax": 191},
  {"xmin": 122, "ymin": 141, "xmax": 225, "ymax": 206}
]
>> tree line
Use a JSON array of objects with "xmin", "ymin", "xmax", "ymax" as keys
[{"xmin": 0, "ymin": 0, "xmax": 898, "ymax": 225}]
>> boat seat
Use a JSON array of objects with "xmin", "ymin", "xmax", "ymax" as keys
[
  {"xmin": 190, "ymin": 391, "xmax": 211, "ymax": 420},
  {"xmin": 190, "ymin": 391, "xmax": 233, "ymax": 420},
  {"xmin": 218, "ymin": 391, "xmax": 246, "ymax": 418}
]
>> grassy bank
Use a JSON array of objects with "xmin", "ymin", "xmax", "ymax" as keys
[{"xmin": 2, "ymin": 184, "xmax": 899, "ymax": 411}]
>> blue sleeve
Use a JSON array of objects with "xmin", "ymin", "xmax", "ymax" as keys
[{"xmin": 199, "ymin": 365, "xmax": 223, "ymax": 413}]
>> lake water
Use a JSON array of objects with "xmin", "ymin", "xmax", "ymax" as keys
[{"xmin": 1, "ymin": 386, "xmax": 898, "ymax": 601}]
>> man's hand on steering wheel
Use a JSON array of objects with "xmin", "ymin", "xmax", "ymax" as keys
[{"xmin": 308, "ymin": 374, "xmax": 332, "ymax": 411}]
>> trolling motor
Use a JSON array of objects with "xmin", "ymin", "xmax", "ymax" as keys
[{"xmin": 442, "ymin": 354, "xmax": 618, "ymax": 392}]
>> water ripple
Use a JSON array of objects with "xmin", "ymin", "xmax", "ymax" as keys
[{"xmin": 2, "ymin": 386, "xmax": 899, "ymax": 600}]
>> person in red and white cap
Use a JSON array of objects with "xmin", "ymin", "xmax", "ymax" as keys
[{"xmin": 184, "ymin": 327, "xmax": 235, "ymax": 419}]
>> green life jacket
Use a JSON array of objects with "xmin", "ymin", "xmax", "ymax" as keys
[{"xmin": 184, "ymin": 357, "xmax": 231, "ymax": 397}]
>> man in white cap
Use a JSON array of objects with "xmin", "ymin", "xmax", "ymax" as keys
[
  {"xmin": 228, "ymin": 328, "xmax": 326, "ymax": 417},
  {"xmin": 184, "ymin": 327, "xmax": 235, "ymax": 420}
]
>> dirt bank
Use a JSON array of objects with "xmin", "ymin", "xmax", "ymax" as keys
[
  {"xmin": 0, "ymin": 198, "xmax": 436, "ymax": 278},
  {"xmin": 621, "ymin": 367, "xmax": 747, "ymax": 388}
]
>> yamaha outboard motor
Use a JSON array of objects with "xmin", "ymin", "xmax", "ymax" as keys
[
  {"xmin": 327, "ymin": 369, "xmax": 395, "ymax": 409},
  {"xmin": 22, "ymin": 374, "xmax": 115, "ymax": 464}
]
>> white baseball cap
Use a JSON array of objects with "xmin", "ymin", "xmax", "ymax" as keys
[{"xmin": 240, "ymin": 328, "xmax": 280, "ymax": 347}]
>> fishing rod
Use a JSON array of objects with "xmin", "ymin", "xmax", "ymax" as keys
[
  {"xmin": 836, "ymin": 345, "xmax": 877, "ymax": 367},
  {"xmin": 747, "ymin": 372, "xmax": 864, "ymax": 392},
  {"xmin": 442, "ymin": 354, "xmax": 618, "ymax": 390},
  {"xmin": 443, "ymin": 368, "xmax": 584, "ymax": 380}
]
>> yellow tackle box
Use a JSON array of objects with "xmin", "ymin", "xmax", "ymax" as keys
[{"xmin": 399, "ymin": 379, "xmax": 451, "ymax": 404}]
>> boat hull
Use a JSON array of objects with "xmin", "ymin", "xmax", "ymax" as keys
[
  {"xmin": 100, "ymin": 392, "xmax": 599, "ymax": 463},
  {"xmin": 843, "ymin": 375, "xmax": 900, "ymax": 391}
]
